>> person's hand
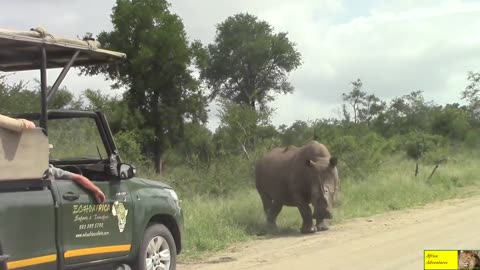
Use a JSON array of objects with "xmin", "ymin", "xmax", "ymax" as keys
[
  {"xmin": 94, "ymin": 189, "xmax": 106, "ymax": 204},
  {"xmin": 20, "ymin": 119, "xmax": 36, "ymax": 129},
  {"xmin": 24, "ymin": 121, "xmax": 36, "ymax": 129}
]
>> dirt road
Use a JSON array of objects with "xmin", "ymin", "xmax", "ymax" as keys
[{"xmin": 179, "ymin": 195, "xmax": 480, "ymax": 270}]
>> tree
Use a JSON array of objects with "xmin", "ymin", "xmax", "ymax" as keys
[
  {"xmin": 280, "ymin": 120, "xmax": 312, "ymax": 146},
  {"xmin": 461, "ymin": 71, "xmax": 480, "ymax": 120},
  {"xmin": 342, "ymin": 79, "xmax": 366, "ymax": 124},
  {"xmin": 81, "ymin": 0, "xmax": 208, "ymax": 174},
  {"xmin": 0, "ymin": 75, "xmax": 38, "ymax": 114},
  {"xmin": 430, "ymin": 104, "xmax": 470, "ymax": 142},
  {"xmin": 0, "ymin": 75, "xmax": 80, "ymax": 114},
  {"xmin": 193, "ymin": 13, "xmax": 302, "ymax": 111},
  {"xmin": 373, "ymin": 90, "xmax": 436, "ymax": 137},
  {"xmin": 358, "ymin": 94, "xmax": 386, "ymax": 125},
  {"xmin": 342, "ymin": 79, "xmax": 385, "ymax": 125},
  {"xmin": 214, "ymin": 99, "xmax": 273, "ymax": 158}
]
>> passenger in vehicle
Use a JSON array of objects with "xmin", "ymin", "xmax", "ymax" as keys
[{"xmin": 48, "ymin": 162, "xmax": 106, "ymax": 204}]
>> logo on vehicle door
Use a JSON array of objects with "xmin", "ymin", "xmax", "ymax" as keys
[{"xmin": 112, "ymin": 201, "xmax": 128, "ymax": 233}]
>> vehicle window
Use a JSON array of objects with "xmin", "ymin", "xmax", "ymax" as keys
[{"xmin": 46, "ymin": 117, "xmax": 108, "ymax": 161}]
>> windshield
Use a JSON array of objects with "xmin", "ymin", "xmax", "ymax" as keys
[{"xmin": 45, "ymin": 117, "xmax": 108, "ymax": 161}]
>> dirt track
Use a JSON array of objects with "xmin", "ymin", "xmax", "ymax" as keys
[{"xmin": 179, "ymin": 194, "xmax": 480, "ymax": 270}]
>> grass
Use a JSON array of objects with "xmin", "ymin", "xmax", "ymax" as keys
[{"xmin": 168, "ymin": 151, "xmax": 480, "ymax": 262}]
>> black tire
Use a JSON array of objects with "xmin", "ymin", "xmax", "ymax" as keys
[{"xmin": 136, "ymin": 224, "xmax": 177, "ymax": 270}]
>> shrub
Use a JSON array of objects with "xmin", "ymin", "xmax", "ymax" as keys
[{"xmin": 328, "ymin": 132, "xmax": 390, "ymax": 180}]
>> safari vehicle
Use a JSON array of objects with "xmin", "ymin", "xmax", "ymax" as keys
[{"xmin": 0, "ymin": 28, "xmax": 183, "ymax": 270}]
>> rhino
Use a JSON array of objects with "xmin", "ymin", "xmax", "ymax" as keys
[{"xmin": 255, "ymin": 140, "xmax": 340, "ymax": 234}]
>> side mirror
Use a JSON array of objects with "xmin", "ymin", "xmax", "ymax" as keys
[{"xmin": 117, "ymin": 163, "xmax": 136, "ymax": 180}]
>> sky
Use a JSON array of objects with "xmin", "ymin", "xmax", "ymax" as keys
[{"xmin": 2, "ymin": 0, "xmax": 480, "ymax": 131}]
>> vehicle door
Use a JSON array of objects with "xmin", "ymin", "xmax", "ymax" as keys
[
  {"xmin": 0, "ymin": 127, "xmax": 58, "ymax": 270},
  {"xmin": 47, "ymin": 114, "xmax": 134, "ymax": 266}
]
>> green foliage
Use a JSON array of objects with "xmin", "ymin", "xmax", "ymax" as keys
[
  {"xmin": 194, "ymin": 13, "xmax": 302, "ymax": 110},
  {"xmin": 400, "ymin": 131, "xmax": 446, "ymax": 161},
  {"xmin": 0, "ymin": 77, "xmax": 39, "ymax": 114},
  {"xmin": 465, "ymin": 128, "xmax": 480, "ymax": 148},
  {"xmin": 3, "ymin": 23, "xmax": 480, "ymax": 262},
  {"xmin": 461, "ymin": 71, "xmax": 480, "ymax": 120},
  {"xmin": 279, "ymin": 120, "xmax": 313, "ymax": 146},
  {"xmin": 155, "ymin": 153, "xmax": 255, "ymax": 197},
  {"xmin": 177, "ymin": 122, "xmax": 214, "ymax": 163},
  {"xmin": 214, "ymin": 99, "xmax": 274, "ymax": 158},
  {"xmin": 430, "ymin": 104, "xmax": 470, "ymax": 141},
  {"xmin": 48, "ymin": 118, "xmax": 108, "ymax": 160},
  {"xmin": 373, "ymin": 90, "xmax": 436, "ymax": 137},
  {"xmin": 114, "ymin": 130, "xmax": 147, "ymax": 166},
  {"xmin": 178, "ymin": 152, "xmax": 480, "ymax": 261},
  {"xmin": 328, "ymin": 132, "xmax": 390, "ymax": 179},
  {"xmin": 0, "ymin": 76, "xmax": 78, "ymax": 114},
  {"xmin": 342, "ymin": 79, "xmax": 386, "ymax": 125},
  {"xmin": 80, "ymin": 0, "xmax": 208, "ymax": 172}
]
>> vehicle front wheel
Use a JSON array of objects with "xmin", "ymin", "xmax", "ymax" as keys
[{"xmin": 136, "ymin": 224, "xmax": 176, "ymax": 270}]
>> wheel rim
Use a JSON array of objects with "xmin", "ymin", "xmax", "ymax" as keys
[{"xmin": 145, "ymin": 236, "xmax": 171, "ymax": 270}]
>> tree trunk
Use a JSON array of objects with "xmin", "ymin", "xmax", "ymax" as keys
[
  {"xmin": 152, "ymin": 91, "xmax": 164, "ymax": 175},
  {"xmin": 414, "ymin": 162, "xmax": 419, "ymax": 177},
  {"xmin": 248, "ymin": 99, "xmax": 256, "ymax": 149},
  {"xmin": 153, "ymin": 124, "xmax": 164, "ymax": 175},
  {"xmin": 153, "ymin": 148, "xmax": 163, "ymax": 175},
  {"xmin": 428, "ymin": 164, "xmax": 439, "ymax": 179},
  {"xmin": 428, "ymin": 159, "xmax": 446, "ymax": 179}
]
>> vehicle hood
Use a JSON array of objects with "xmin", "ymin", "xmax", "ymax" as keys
[{"xmin": 134, "ymin": 177, "xmax": 173, "ymax": 189}]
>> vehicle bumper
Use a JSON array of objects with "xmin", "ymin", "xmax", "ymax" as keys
[{"xmin": 175, "ymin": 206, "xmax": 184, "ymax": 255}]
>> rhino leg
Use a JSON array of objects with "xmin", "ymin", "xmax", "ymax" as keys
[
  {"xmin": 267, "ymin": 201, "xmax": 283, "ymax": 230},
  {"xmin": 315, "ymin": 218, "xmax": 329, "ymax": 231},
  {"xmin": 258, "ymin": 191, "xmax": 273, "ymax": 217},
  {"xmin": 298, "ymin": 204, "xmax": 315, "ymax": 234},
  {"xmin": 313, "ymin": 205, "xmax": 332, "ymax": 231},
  {"xmin": 294, "ymin": 194, "xmax": 315, "ymax": 234},
  {"xmin": 258, "ymin": 191, "xmax": 278, "ymax": 230}
]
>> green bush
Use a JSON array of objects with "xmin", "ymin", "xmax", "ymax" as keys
[
  {"xmin": 465, "ymin": 128, "xmax": 480, "ymax": 148},
  {"xmin": 395, "ymin": 131, "xmax": 446, "ymax": 160},
  {"xmin": 114, "ymin": 130, "xmax": 147, "ymax": 166},
  {"xmin": 328, "ymin": 132, "xmax": 390, "ymax": 180}
]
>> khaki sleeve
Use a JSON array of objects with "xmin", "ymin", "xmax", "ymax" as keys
[
  {"xmin": 0, "ymin": 114, "xmax": 26, "ymax": 132},
  {"xmin": 49, "ymin": 166, "xmax": 75, "ymax": 180}
]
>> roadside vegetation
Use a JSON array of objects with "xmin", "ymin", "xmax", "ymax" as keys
[
  {"xmin": 147, "ymin": 147, "xmax": 480, "ymax": 261},
  {"xmin": 2, "ymin": 0, "xmax": 480, "ymax": 262}
]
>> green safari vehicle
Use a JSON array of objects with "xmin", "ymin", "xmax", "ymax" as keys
[{"xmin": 0, "ymin": 28, "xmax": 183, "ymax": 270}]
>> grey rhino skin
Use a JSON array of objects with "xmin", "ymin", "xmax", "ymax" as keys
[{"xmin": 255, "ymin": 140, "xmax": 340, "ymax": 234}]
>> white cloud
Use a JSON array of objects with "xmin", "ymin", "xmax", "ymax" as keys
[
  {"xmin": 2, "ymin": 0, "xmax": 480, "ymax": 132},
  {"xmin": 263, "ymin": 0, "xmax": 480, "ymax": 128}
]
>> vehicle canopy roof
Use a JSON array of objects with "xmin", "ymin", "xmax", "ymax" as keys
[
  {"xmin": 0, "ymin": 26, "xmax": 127, "ymax": 132},
  {"xmin": 0, "ymin": 27, "xmax": 126, "ymax": 72},
  {"xmin": 0, "ymin": 27, "xmax": 127, "ymax": 184}
]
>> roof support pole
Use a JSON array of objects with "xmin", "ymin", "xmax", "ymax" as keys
[
  {"xmin": 46, "ymin": 50, "xmax": 80, "ymax": 102},
  {"xmin": 40, "ymin": 47, "xmax": 48, "ymax": 134}
]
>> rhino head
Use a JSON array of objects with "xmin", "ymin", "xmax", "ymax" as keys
[{"xmin": 307, "ymin": 156, "xmax": 340, "ymax": 219}]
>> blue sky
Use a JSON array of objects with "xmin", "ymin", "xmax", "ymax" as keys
[
  {"xmin": 2, "ymin": 0, "xmax": 480, "ymax": 131},
  {"xmin": 329, "ymin": 0, "xmax": 380, "ymax": 23}
]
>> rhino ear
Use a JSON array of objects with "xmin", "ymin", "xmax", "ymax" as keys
[
  {"xmin": 329, "ymin": 157, "xmax": 338, "ymax": 167},
  {"xmin": 306, "ymin": 159, "xmax": 315, "ymax": 167}
]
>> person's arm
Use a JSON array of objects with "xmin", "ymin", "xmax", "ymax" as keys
[
  {"xmin": 0, "ymin": 114, "xmax": 36, "ymax": 132},
  {"xmin": 49, "ymin": 166, "xmax": 105, "ymax": 203},
  {"xmin": 70, "ymin": 174, "xmax": 106, "ymax": 204}
]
